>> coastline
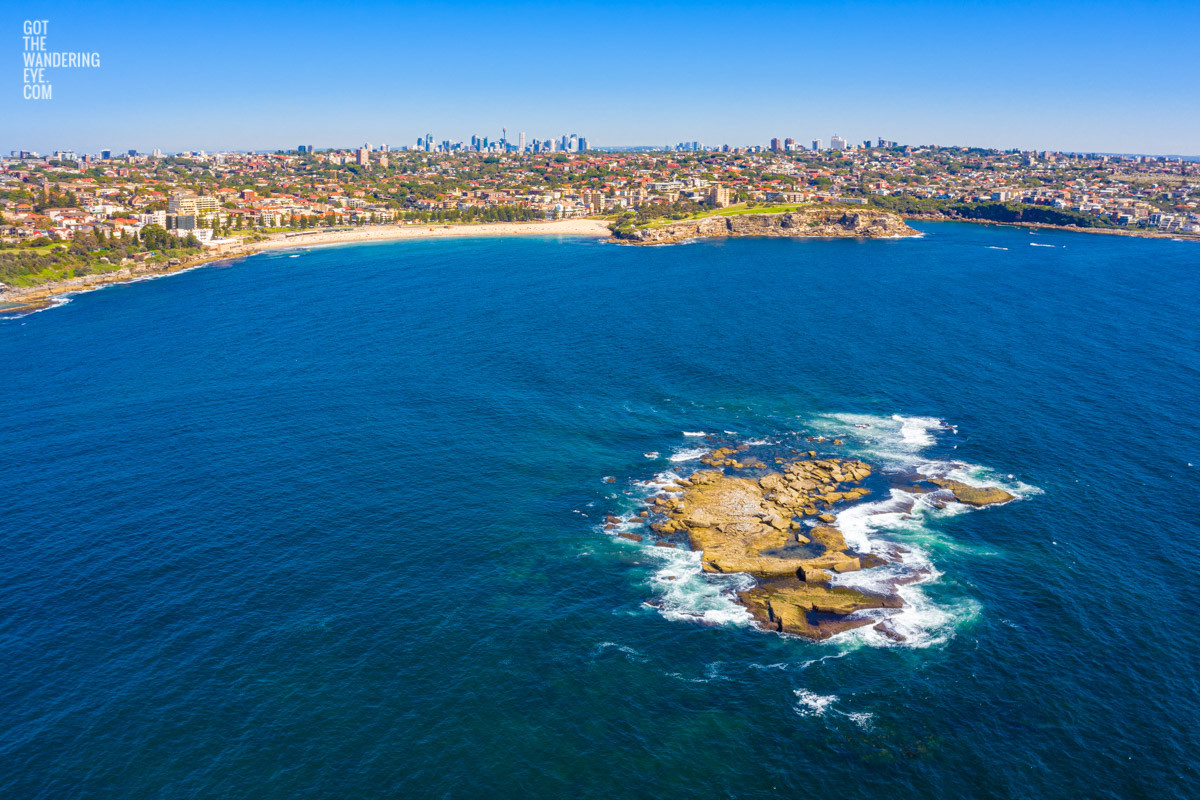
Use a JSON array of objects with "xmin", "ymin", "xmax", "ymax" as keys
[
  {"xmin": 4, "ymin": 214, "xmax": 1193, "ymax": 318},
  {"xmin": 0, "ymin": 218, "xmax": 613, "ymax": 317},
  {"xmin": 902, "ymin": 213, "xmax": 1198, "ymax": 240}
]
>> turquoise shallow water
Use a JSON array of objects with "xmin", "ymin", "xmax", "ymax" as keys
[{"xmin": 2, "ymin": 222, "xmax": 1199, "ymax": 798}]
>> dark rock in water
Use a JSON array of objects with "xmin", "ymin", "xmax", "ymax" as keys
[
  {"xmin": 603, "ymin": 476, "xmax": 617, "ymax": 484},
  {"xmin": 860, "ymin": 553, "xmax": 889, "ymax": 570},
  {"xmin": 618, "ymin": 532, "xmax": 643, "ymax": 542},
  {"xmin": 605, "ymin": 515, "xmax": 622, "ymax": 525},
  {"xmin": 930, "ymin": 478, "xmax": 1015, "ymax": 507},
  {"xmin": 874, "ymin": 621, "xmax": 908, "ymax": 643},
  {"xmin": 655, "ymin": 541, "xmax": 676, "ymax": 548}
]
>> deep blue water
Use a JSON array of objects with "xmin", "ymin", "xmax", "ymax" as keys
[{"xmin": 2, "ymin": 222, "xmax": 1199, "ymax": 799}]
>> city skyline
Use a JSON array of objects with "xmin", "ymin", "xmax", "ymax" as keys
[{"xmin": 8, "ymin": 0, "xmax": 1199, "ymax": 157}]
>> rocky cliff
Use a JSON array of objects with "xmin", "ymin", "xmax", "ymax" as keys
[{"xmin": 617, "ymin": 208, "xmax": 917, "ymax": 244}]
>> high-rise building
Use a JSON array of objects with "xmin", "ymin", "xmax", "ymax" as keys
[
  {"xmin": 100, "ymin": 149, "xmax": 112, "ymax": 159},
  {"xmin": 519, "ymin": 132, "xmax": 525, "ymax": 152},
  {"xmin": 784, "ymin": 138, "xmax": 796, "ymax": 152},
  {"xmin": 707, "ymin": 184, "xmax": 732, "ymax": 207},
  {"xmin": 770, "ymin": 138, "xmax": 781, "ymax": 152},
  {"xmin": 830, "ymin": 134, "xmax": 847, "ymax": 151},
  {"xmin": 356, "ymin": 147, "xmax": 369, "ymax": 165},
  {"xmin": 578, "ymin": 137, "xmax": 588, "ymax": 152},
  {"xmin": 379, "ymin": 153, "xmax": 389, "ymax": 168},
  {"xmin": 812, "ymin": 139, "xmax": 822, "ymax": 152}
]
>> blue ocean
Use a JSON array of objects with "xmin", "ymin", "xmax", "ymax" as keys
[{"xmin": 2, "ymin": 222, "xmax": 1198, "ymax": 798}]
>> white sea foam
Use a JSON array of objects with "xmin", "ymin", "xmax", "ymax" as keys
[
  {"xmin": 845, "ymin": 711, "xmax": 875, "ymax": 729},
  {"xmin": 636, "ymin": 470, "xmax": 682, "ymax": 491},
  {"xmin": 682, "ymin": 431, "xmax": 707, "ymax": 437},
  {"xmin": 896, "ymin": 414, "xmax": 942, "ymax": 447},
  {"xmin": 1030, "ymin": 243, "xmax": 1055, "ymax": 248},
  {"xmin": 591, "ymin": 642, "xmax": 649, "ymax": 661},
  {"xmin": 646, "ymin": 546, "xmax": 754, "ymax": 627},
  {"xmin": 669, "ymin": 448, "xmax": 707, "ymax": 462},
  {"xmin": 810, "ymin": 412, "xmax": 945, "ymax": 467},
  {"xmin": 794, "ymin": 689, "xmax": 838, "ymax": 717},
  {"xmin": 826, "ymin": 484, "xmax": 987, "ymax": 648}
]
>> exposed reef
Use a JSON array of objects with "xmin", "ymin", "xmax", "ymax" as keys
[{"xmin": 626, "ymin": 441, "xmax": 1016, "ymax": 641}]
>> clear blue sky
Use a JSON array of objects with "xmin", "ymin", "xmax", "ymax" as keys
[{"xmin": 8, "ymin": 0, "xmax": 1199, "ymax": 155}]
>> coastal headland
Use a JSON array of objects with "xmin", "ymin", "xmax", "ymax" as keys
[
  {"xmin": 616, "ymin": 442, "xmax": 1014, "ymax": 641},
  {"xmin": 614, "ymin": 208, "xmax": 916, "ymax": 244}
]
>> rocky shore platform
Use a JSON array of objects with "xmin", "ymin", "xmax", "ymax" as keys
[
  {"xmin": 615, "ymin": 208, "xmax": 917, "ymax": 245},
  {"xmin": 612, "ymin": 440, "xmax": 1014, "ymax": 641}
]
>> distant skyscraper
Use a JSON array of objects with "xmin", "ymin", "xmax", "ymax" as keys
[
  {"xmin": 519, "ymin": 131, "xmax": 525, "ymax": 152},
  {"xmin": 578, "ymin": 137, "xmax": 588, "ymax": 152},
  {"xmin": 830, "ymin": 134, "xmax": 847, "ymax": 151},
  {"xmin": 812, "ymin": 139, "xmax": 822, "ymax": 152},
  {"xmin": 770, "ymin": 138, "xmax": 781, "ymax": 152},
  {"xmin": 356, "ymin": 147, "xmax": 369, "ymax": 165}
]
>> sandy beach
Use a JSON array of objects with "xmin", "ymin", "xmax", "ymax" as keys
[{"xmin": 256, "ymin": 218, "xmax": 612, "ymax": 251}]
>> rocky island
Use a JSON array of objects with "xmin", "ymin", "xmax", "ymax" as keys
[
  {"xmin": 612, "ymin": 207, "xmax": 916, "ymax": 245},
  {"xmin": 619, "ymin": 444, "xmax": 1014, "ymax": 641}
]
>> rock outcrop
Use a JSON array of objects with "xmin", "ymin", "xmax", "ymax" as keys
[
  {"xmin": 616, "ymin": 208, "xmax": 916, "ymax": 245},
  {"xmin": 930, "ymin": 478, "xmax": 1014, "ymax": 507},
  {"xmin": 644, "ymin": 456, "xmax": 895, "ymax": 640},
  {"xmin": 628, "ymin": 440, "xmax": 1020, "ymax": 641}
]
